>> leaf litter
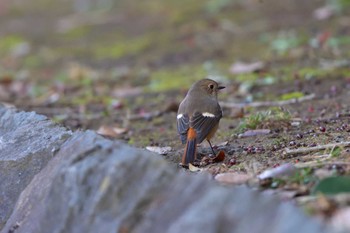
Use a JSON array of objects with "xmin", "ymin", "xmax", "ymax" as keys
[{"xmin": 1, "ymin": 0, "xmax": 350, "ymax": 230}]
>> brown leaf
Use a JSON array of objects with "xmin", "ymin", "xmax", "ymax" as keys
[
  {"xmin": 68, "ymin": 63, "xmax": 96, "ymax": 81},
  {"xmin": 230, "ymin": 107, "xmax": 244, "ymax": 118},
  {"xmin": 112, "ymin": 127, "xmax": 128, "ymax": 135},
  {"xmin": 0, "ymin": 75, "xmax": 13, "ymax": 85},
  {"xmin": 316, "ymin": 195, "xmax": 337, "ymax": 216},
  {"xmin": 213, "ymin": 150, "xmax": 225, "ymax": 162},
  {"xmin": 96, "ymin": 125, "xmax": 128, "ymax": 138}
]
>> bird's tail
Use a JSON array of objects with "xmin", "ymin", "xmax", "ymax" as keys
[{"xmin": 182, "ymin": 127, "xmax": 197, "ymax": 165}]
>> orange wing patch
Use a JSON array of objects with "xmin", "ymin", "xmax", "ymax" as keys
[{"xmin": 187, "ymin": 127, "xmax": 197, "ymax": 140}]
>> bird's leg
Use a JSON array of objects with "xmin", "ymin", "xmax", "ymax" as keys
[{"xmin": 207, "ymin": 139, "xmax": 216, "ymax": 156}]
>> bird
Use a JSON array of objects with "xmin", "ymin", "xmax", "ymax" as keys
[{"xmin": 177, "ymin": 79, "xmax": 225, "ymax": 165}]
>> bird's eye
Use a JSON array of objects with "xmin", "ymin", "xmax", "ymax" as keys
[{"xmin": 209, "ymin": 84, "xmax": 214, "ymax": 89}]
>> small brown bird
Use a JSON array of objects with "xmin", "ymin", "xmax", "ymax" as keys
[{"xmin": 177, "ymin": 79, "xmax": 225, "ymax": 165}]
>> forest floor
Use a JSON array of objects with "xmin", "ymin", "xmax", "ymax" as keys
[{"xmin": 1, "ymin": 0, "xmax": 350, "ymax": 230}]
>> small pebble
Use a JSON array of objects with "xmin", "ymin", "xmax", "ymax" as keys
[
  {"xmin": 307, "ymin": 129, "xmax": 315, "ymax": 134},
  {"xmin": 291, "ymin": 122, "xmax": 300, "ymax": 126},
  {"xmin": 341, "ymin": 124, "xmax": 348, "ymax": 131},
  {"xmin": 300, "ymin": 142, "xmax": 307, "ymax": 147},
  {"xmin": 227, "ymin": 158, "xmax": 237, "ymax": 166},
  {"xmin": 309, "ymin": 143, "xmax": 317, "ymax": 147}
]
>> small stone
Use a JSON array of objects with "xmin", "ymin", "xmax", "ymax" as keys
[
  {"xmin": 226, "ymin": 158, "xmax": 237, "ymax": 166},
  {"xmin": 291, "ymin": 122, "xmax": 300, "ymax": 126}
]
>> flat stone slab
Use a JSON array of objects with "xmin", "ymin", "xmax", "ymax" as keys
[
  {"xmin": 2, "ymin": 128, "xmax": 335, "ymax": 233},
  {"xmin": 0, "ymin": 105, "xmax": 71, "ymax": 229}
]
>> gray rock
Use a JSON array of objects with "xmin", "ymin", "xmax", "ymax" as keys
[
  {"xmin": 0, "ymin": 106, "xmax": 71, "ymax": 229},
  {"xmin": 2, "ymin": 130, "xmax": 335, "ymax": 233}
]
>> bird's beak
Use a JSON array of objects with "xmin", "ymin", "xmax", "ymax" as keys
[{"xmin": 218, "ymin": 85, "xmax": 225, "ymax": 90}]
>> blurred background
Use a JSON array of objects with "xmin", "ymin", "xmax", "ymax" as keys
[{"xmin": 0, "ymin": 0, "xmax": 349, "ymax": 139}]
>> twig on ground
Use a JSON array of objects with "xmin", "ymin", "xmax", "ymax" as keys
[
  {"xmin": 296, "ymin": 154, "xmax": 331, "ymax": 161},
  {"xmin": 220, "ymin": 93, "xmax": 315, "ymax": 108},
  {"xmin": 310, "ymin": 112, "xmax": 350, "ymax": 122},
  {"xmin": 283, "ymin": 141, "xmax": 350, "ymax": 156},
  {"xmin": 295, "ymin": 161, "xmax": 350, "ymax": 169}
]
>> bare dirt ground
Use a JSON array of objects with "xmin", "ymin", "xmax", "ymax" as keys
[{"xmin": 1, "ymin": 0, "xmax": 350, "ymax": 229}]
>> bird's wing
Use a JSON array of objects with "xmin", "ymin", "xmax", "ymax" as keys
[
  {"xmin": 190, "ymin": 109, "xmax": 222, "ymax": 143},
  {"xmin": 177, "ymin": 114, "xmax": 190, "ymax": 144}
]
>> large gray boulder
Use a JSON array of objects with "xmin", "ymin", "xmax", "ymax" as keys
[
  {"xmin": 2, "ymin": 129, "xmax": 334, "ymax": 233},
  {"xmin": 0, "ymin": 106, "xmax": 71, "ymax": 229}
]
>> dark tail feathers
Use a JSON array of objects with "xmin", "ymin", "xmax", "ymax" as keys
[{"xmin": 182, "ymin": 137, "xmax": 197, "ymax": 165}]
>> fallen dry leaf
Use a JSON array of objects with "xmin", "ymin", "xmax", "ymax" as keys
[
  {"xmin": 213, "ymin": 150, "xmax": 225, "ymax": 162},
  {"xmin": 230, "ymin": 107, "xmax": 244, "ymax": 118},
  {"xmin": 145, "ymin": 146, "xmax": 172, "ymax": 155},
  {"xmin": 68, "ymin": 63, "xmax": 97, "ymax": 81},
  {"xmin": 0, "ymin": 75, "xmax": 13, "ymax": 85},
  {"xmin": 188, "ymin": 163, "xmax": 202, "ymax": 172},
  {"xmin": 96, "ymin": 125, "xmax": 128, "ymax": 138},
  {"xmin": 215, "ymin": 173, "xmax": 252, "ymax": 185},
  {"xmin": 316, "ymin": 194, "xmax": 336, "ymax": 215}
]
